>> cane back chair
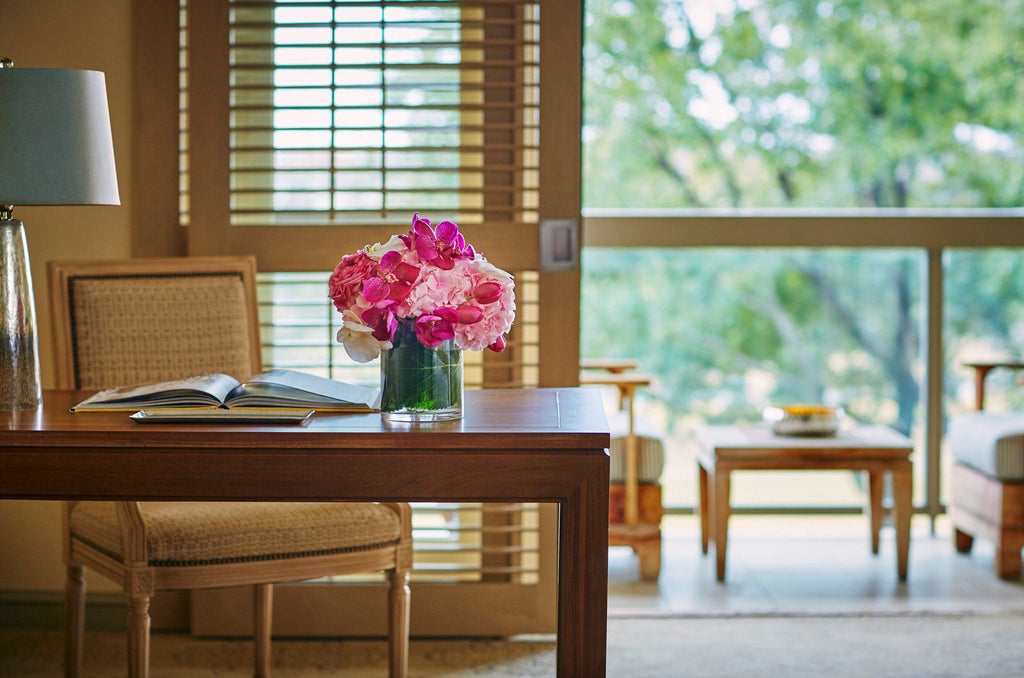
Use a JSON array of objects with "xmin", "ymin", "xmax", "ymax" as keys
[{"xmin": 48, "ymin": 255, "xmax": 412, "ymax": 677}]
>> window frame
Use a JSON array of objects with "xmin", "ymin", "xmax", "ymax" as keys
[{"xmin": 584, "ymin": 209, "xmax": 1024, "ymax": 520}]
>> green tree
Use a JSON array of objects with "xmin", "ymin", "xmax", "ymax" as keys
[
  {"xmin": 581, "ymin": 249, "xmax": 920, "ymax": 432},
  {"xmin": 584, "ymin": 0, "xmax": 1024, "ymax": 208},
  {"xmin": 581, "ymin": 0, "xmax": 1024, "ymax": 436}
]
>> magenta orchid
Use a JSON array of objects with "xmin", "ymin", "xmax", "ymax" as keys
[
  {"xmin": 401, "ymin": 214, "xmax": 475, "ymax": 270},
  {"xmin": 329, "ymin": 213, "xmax": 516, "ymax": 362}
]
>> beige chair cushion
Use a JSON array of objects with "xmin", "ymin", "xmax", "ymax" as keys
[
  {"xmin": 70, "ymin": 502, "xmax": 402, "ymax": 566},
  {"xmin": 609, "ymin": 434, "xmax": 665, "ymax": 484},
  {"xmin": 605, "ymin": 410, "xmax": 665, "ymax": 483},
  {"xmin": 948, "ymin": 412, "xmax": 1024, "ymax": 480}
]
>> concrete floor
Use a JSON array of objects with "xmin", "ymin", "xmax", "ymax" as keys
[{"xmin": 607, "ymin": 514, "xmax": 1024, "ymax": 617}]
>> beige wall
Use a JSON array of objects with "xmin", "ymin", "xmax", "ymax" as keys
[{"xmin": 0, "ymin": 0, "xmax": 134, "ymax": 593}]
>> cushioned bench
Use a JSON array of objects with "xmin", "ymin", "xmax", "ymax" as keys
[{"xmin": 947, "ymin": 412, "xmax": 1024, "ymax": 579}]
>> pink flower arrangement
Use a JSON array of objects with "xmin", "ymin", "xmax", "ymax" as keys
[{"xmin": 329, "ymin": 213, "xmax": 516, "ymax": 362}]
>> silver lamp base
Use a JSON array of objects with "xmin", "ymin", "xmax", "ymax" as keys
[{"xmin": 0, "ymin": 218, "xmax": 42, "ymax": 409}]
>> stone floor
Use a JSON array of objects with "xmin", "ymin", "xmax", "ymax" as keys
[{"xmin": 608, "ymin": 514, "xmax": 1024, "ymax": 617}]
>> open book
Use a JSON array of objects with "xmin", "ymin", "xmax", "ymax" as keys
[{"xmin": 71, "ymin": 369, "xmax": 380, "ymax": 412}]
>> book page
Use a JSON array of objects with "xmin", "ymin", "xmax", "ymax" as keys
[
  {"xmin": 226, "ymin": 369, "xmax": 380, "ymax": 410},
  {"xmin": 72, "ymin": 373, "xmax": 242, "ymax": 410}
]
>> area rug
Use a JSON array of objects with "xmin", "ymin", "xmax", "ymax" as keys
[{"xmin": 3, "ymin": 612, "xmax": 1023, "ymax": 677}]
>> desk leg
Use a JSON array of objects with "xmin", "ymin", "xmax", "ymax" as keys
[
  {"xmin": 558, "ymin": 468, "xmax": 609, "ymax": 676},
  {"xmin": 713, "ymin": 465, "xmax": 731, "ymax": 582},
  {"xmin": 867, "ymin": 471, "xmax": 883, "ymax": 555},
  {"xmin": 891, "ymin": 463, "xmax": 913, "ymax": 581},
  {"xmin": 698, "ymin": 463, "xmax": 710, "ymax": 555}
]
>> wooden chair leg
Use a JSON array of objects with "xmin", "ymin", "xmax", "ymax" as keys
[
  {"xmin": 995, "ymin": 540, "xmax": 1023, "ymax": 580},
  {"xmin": 127, "ymin": 594, "xmax": 151, "ymax": 678},
  {"xmin": 388, "ymin": 569, "xmax": 410, "ymax": 678},
  {"xmin": 254, "ymin": 583, "xmax": 273, "ymax": 678},
  {"xmin": 953, "ymin": 527, "xmax": 974, "ymax": 554},
  {"xmin": 637, "ymin": 539, "xmax": 661, "ymax": 581},
  {"xmin": 64, "ymin": 564, "xmax": 86, "ymax": 678}
]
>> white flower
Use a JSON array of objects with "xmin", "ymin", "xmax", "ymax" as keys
[
  {"xmin": 336, "ymin": 310, "xmax": 392, "ymax": 362},
  {"xmin": 363, "ymin": 235, "xmax": 406, "ymax": 261}
]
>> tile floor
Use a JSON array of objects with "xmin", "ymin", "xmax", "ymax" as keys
[{"xmin": 607, "ymin": 514, "xmax": 1024, "ymax": 617}]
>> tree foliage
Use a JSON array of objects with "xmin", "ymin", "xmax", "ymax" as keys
[
  {"xmin": 581, "ymin": 1, "xmax": 1024, "ymax": 435},
  {"xmin": 583, "ymin": 0, "xmax": 1024, "ymax": 208}
]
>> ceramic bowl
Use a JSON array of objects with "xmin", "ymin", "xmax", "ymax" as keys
[{"xmin": 764, "ymin": 404, "xmax": 842, "ymax": 437}]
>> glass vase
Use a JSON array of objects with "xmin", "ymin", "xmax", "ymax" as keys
[{"xmin": 380, "ymin": 318, "xmax": 463, "ymax": 423}]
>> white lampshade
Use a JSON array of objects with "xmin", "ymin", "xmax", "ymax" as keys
[
  {"xmin": 0, "ymin": 67, "xmax": 120, "ymax": 206},
  {"xmin": 0, "ymin": 64, "xmax": 120, "ymax": 409}
]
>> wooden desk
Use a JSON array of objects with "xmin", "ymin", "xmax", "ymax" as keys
[
  {"xmin": 695, "ymin": 424, "xmax": 914, "ymax": 582},
  {"xmin": 0, "ymin": 388, "xmax": 611, "ymax": 677}
]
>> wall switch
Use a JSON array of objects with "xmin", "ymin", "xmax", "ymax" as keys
[{"xmin": 539, "ymin": 218, "xmax": 578, "ymax": 271}]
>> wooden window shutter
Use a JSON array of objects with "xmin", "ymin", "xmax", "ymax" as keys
[{"xmin": 187, "ymin": 0, "xmax": 542, "ymax": 275}]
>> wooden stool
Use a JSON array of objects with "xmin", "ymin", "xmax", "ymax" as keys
[
  {"xmin": 608, "ymin": 434, "xmax": 665, "ymax": 580},
  {"xmin": 580, "ymin": 365, "xmax": 664, "ymax": 580}
]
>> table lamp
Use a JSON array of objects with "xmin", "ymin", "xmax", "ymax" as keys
[{"xmin": 0, "ymin": 59, "xmax": 120, "ymax": 409}]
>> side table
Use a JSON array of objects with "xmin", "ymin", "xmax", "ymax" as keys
[{"xmin": 695, "ymin": 424, "xmax": 914, "ymax": 582}]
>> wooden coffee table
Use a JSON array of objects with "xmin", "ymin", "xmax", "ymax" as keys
[{"xmin": 695, "ymin": 424, "xmax": 914, "ymax": 582}]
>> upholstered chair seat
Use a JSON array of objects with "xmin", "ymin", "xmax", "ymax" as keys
[
  {"xmin": 610, "ymin": 433, "xmax": 665, "ymax": 485},
  {"xmin": 69, "ymin": 502, "xmax": 404, "ymax": 568},
  {"xmin": 948, "ymin": 413, "xmax": 1024, "ymax": 481},
  {"xmin": 948, "ymin": 412, "xmax": 1024, "ymax": 579}
]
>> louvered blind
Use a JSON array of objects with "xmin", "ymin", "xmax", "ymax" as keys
[
  {"xmin": 179, "ymin": 0, "xmax": 191, "ymax": 226},
  {"xmin": 227, "ymin": 0, "xmax": 541, "ymax": 228}
]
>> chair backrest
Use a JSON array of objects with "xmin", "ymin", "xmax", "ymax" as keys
[{"xmin": 48, "ymin": 256, "xmax": 263, "ymax": 390}]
